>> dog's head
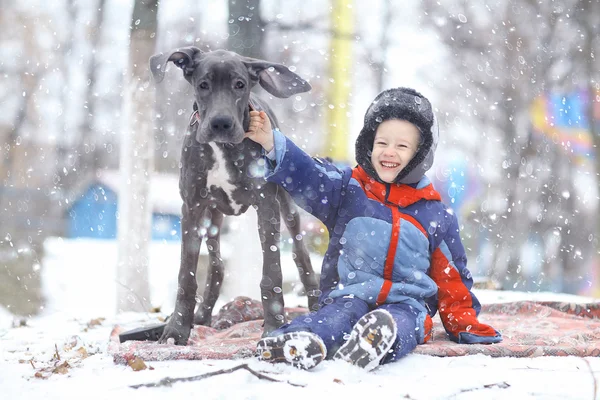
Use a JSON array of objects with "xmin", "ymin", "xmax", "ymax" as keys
[{"xmin": 150, "ymin": 47, "xmax": 311, "ymax": 144}]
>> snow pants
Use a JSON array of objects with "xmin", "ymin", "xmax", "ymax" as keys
[{"xmin": 270, "ymin": 296, "xmax": 419, "ymax": 364}]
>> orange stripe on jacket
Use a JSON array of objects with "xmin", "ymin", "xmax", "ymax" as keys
[
  {"xmin": 429, "ymin": 248, "xmax": 497, "ymax": 338},
  {"xmin": 397, "ymin": 211, "xmax": 426, "ymax": 236},
  {"xmin": 423, "ymin": 314, "xmax": 433, "ymax": 343},
  {"xmin": 375, "ymin": 280, "xmax": 393, "ymax": 306},
  {"xmin": 351, "ymin": 166, "xmax": 441, "ymax": 208}
]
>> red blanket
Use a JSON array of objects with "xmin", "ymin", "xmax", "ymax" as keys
[{"xmin": 110, "ymin": 297, "xmax": 600, "ymax": 364}]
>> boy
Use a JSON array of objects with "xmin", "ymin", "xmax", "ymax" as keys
[{"xmin": 246, "ymin": 87, "xmax": 501, "ymax": 371}]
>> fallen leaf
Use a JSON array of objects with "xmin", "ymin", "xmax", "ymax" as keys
[
  {"xmin": 333, "ymin": 378, "xmax": 344, "ymax": 385},
  {"xmin": 87, "ymin": 318, "xmax": 105, "ymax": 328},
  {"xmin": 76, "ymin": 347, "xmax": 89, "ymax": 359},
  {"xmin": 34, "ymin": 372, "xmax": 45, "ymax": 379},
  {"xmin": 127, "ymin": 357, "xmax": 147, "ymax": 371},
  {"xmin": 52, "ymin": 361, "xmax": 71, "ymax": 375},
  {"xmin": 63, "ymin": 336, "xmax": 79, "ymax": 351}
]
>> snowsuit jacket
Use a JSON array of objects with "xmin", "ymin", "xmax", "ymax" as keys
[{"xmin": 265, "ymin": 129, "xmax": 502, "ymax": 345}]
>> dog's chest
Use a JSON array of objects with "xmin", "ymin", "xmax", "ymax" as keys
[{"xmin": 205, "ymin": 143, "xmax": 246, "ymax": 214}]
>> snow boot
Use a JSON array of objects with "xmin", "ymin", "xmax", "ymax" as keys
[
  {"xmin": 256, "ymin": 331, "xmax": 326, "ymax": 370},
  {"xmin": 333, "ymin": 309, "xmax": 397, "ymax": 371}
]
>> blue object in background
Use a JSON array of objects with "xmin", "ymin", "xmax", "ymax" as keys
[
  {"xmin": 67, "ymin": 182, "xmax": 181, "ymax": 241},
  {"xmin": 549, "ymin": 92, "xmax": 590, "ymax": 129},
  {"xmin": 434, "ymin": 157, "xmax": 472, "ymax": 212},
  {"xmin": 151, "ymin": 213, "xmax": 181, "ymax": 241}
]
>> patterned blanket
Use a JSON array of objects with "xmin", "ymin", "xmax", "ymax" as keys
[{"xmin": 109, "ymin": 296, "xmax": 600, "ymax": 364}]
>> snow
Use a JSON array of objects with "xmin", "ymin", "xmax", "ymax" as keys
[
  {"xmin": 2, "ymin": 294, "xmax": 600, "ymax": 400},
  {"xmin": 2, "ymin": 238, "xmax": 600, "ymax": 399},
  {"xmin": 40, "ymin": 234, "xmax": 320, "ymax": 320},
  {"xmin": 2, "ymin": 0, "xmax": 598, "ymax": 397},
  {"xmin": 0, "ymin": 306, "xmax": 13, "ymax": 333}
]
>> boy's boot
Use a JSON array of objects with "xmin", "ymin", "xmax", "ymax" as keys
[
  {"xmin": 256, "ymin": 331, "xmax": 326, "ymax": 370},
  {"xmin": 333, "ymin": 309, "xmax": 397, "ymax": 371}
]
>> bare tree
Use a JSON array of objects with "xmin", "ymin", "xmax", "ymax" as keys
[
  {"xmin": 116, "ymin": 0, "xmax": 159, "ymax": 313},
  {"xmin": 153, "ymin": 5, "xmax": 207, "ymax": 174},
  {"xmin": 79, "ymin": 0, "xmax": 108, "ymax": 177},
  {"xmin": 368, "ymin": 0, "xmax": 392, "ymax": 93},
  {"xmin": 573, "ymin": 0, "xmax": 600, "ymax": 277},
  {"xmin": 0, "ymin": 6, "xmax": 55, "ymax": 315},
  {"xmin": 228, "ymin": 0, "xmax": 264, "ymax": 59},
  {"xmin": 420, "ymin": 0, "xmax": 596, "ymax": 292}
]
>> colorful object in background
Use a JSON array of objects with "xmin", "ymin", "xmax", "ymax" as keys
[
  {"xmin": 326, "ymin": 0, "xmax": 354, "ymax": 162},
  {"xmin": 433, "ymin": 157, "xmax": 480, "ymax": 213},
  {"xmin": 530, "ymin": 89, "xmax": 598, "ymax": 164}
]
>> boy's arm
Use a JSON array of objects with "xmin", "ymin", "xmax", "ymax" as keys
[
  {"xmin": 264, "ymin": 129, "xmax": 349, "ymax": 229},
  {"xmin": 244, "ymin": 110, "xmax": 350, "ymax": 228},
  {"xmin": 429, "ymin": 212, "xmax": 502, "ymax": 344}
]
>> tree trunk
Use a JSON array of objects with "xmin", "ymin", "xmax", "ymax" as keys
[
  {"xmin": 80, "ymin": 0, "xmax": 107, "ymax": 175},
  {"xmin": 227, "ymin": 0, "xmax": 264, "ymax": 59},
  {"xmin": 374, "ymin": 0, "xmax": 391, "ymax": 93},
  {"xmin": 116, "ymin": 0, "xmax": 158, "ymax": 313}
]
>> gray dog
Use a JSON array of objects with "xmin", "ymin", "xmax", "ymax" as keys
[{"xmin": 149, "ymin": 47, "xmax": 319, "ymax": 344}]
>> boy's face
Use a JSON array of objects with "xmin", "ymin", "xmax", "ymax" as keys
[{"xmin": 371, "ymin": 119, "xmax": 420, "ymax": 183}]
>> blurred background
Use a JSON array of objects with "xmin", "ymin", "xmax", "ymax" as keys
[{"xmin": 0, "ymin": 0, "xmax": 599, "ymax": 320}]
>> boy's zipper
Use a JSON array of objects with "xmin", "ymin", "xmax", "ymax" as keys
[{"xmin": 384, "ymin": 183, "xmax": 391, "ymax": 204}]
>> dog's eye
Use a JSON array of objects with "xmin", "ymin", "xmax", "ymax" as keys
[
  {"xmin": 235, "ymin": 81, "xmax": 245, "ymax": 89},
  {"xmin": 199, "ymin": 82, "xmax": 209, "ymax": 90}
]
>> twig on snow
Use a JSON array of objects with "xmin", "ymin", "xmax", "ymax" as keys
[
  {"xmin": 583, "ymin": 358, "xmax": 597, "ymax": 400},
  {"xmin": 130, "ymin": 363, "xmax": 306, "ymax": 389},
  {"xmin": 452, "ymin": 381, "xmax": 510, "ymax": 396}
]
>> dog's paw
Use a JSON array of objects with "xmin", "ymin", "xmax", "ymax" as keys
[
  {"xmin": 157, "ymin": 323, "xmax": 191, "ymax": 345},
  {"xmin": 193, "ymin": 309, "xmax": 212, "ymax": 326}
]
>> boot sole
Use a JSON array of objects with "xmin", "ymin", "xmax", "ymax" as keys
[
  {"xmin": 333, "ymin": 309, "xmax": 397, "ymax": 371},
  {"xmin": 256, "ymin": 331, "xmax": 326, "ymax": 370}
]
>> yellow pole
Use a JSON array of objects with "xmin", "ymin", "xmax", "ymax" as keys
[{"xmin": 326, "ymin": 0, "xmax": 354, "ymax": 162}]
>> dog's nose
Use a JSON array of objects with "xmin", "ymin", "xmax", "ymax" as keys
[{"xmin": 210, "ymin": 115, "xmax": 234, "ymax": 133}]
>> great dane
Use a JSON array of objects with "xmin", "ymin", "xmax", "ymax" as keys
[{"xmin": 149, "ymin": 47, "xmax": 319, "ymax": 344}]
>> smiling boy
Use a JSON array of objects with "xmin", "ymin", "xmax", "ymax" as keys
[{"xmin": 246, "ymin": 87, "xmax": 502, "ymax": 371}]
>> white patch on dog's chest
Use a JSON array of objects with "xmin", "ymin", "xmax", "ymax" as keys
[{"xmin": 206, "ymin": 143, "xmax": 243, "ymax": 214}]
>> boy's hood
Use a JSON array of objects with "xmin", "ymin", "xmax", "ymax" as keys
[{"xmin": 355, "ymin": 87, "xmax": 439, "ymax": 185}]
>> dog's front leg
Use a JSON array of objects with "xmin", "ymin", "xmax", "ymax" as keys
[
  {"xmin": 193, "ymin": 209, "xmax": 224, "ymax": 326},
  {"xmin": 277, "ymin": 190, "xmax": 320, "ymax": 312},
  {"xmin": 256, "ymin": 192, "xmax": 286, "ymax": 336},
  {"xmin": 158, "ymin": 203, "xmax": 205, "ymax": 345}
]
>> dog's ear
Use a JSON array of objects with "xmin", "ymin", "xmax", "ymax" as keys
[
  {"xmin": 149, "ymin": 46, "xmax": 203, "ymax": 83},
  {"xmin": 242, "ymin": 58, "xmax": 311, "ymax": 98}
]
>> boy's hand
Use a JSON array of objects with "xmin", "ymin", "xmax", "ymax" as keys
[{"xmin": 245, "ymin": 110, "xmax": 274, "ymax": 152}]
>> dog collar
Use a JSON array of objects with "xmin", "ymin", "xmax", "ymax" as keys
[{"xmin": 189, "ymin": 110, "xmax": 200, "ymax": 126}]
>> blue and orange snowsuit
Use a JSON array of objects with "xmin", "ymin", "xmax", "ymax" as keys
[{"xmin": 265, "ymin": 129, "xmax": 502, "ymax": 363}]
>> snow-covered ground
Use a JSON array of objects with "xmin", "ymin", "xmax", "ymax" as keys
[
  {"xmin": 40, "ymin": 214, "xmax": 322, "ymax": 320},
  {"xmin": 2, "ymin": 289, "xmax": 600, "ymax": 400},
  {"xmin": 2, "ymin": 237, "xmax": 600, "ymax": 399}
]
